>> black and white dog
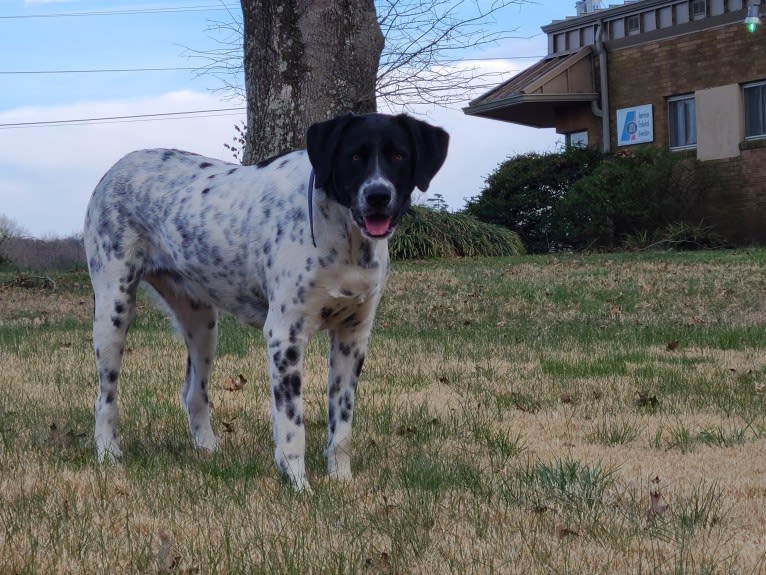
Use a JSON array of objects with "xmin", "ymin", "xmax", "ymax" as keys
[{"xmin": 84, "ymin": 113, "xmax": 449, "ymax": 490}]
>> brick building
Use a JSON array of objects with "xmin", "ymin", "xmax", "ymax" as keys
[{"xmin": 464, "ymin": 0, "xmax": 766, "ymax": 243}]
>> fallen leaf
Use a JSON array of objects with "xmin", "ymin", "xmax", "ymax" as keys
[
  {"xmin": 156, "ymin": 529, "xmax": 181, "ymax": 573},
  {"xmin": 636, "ymin": 392, "xmax": 659, "ymax": 408},
  {"xmin": 553, "ymin": 524, "xmax": 578, "ymax": 538},
  {"xmin": 647, "ymin": 483, "xmax": 670, "ymax": 519},
  {"xmin": 223, "ymin": 374, "xmax": 248, "ymax": 392},
  {"xmin": 221, "ymin": 418, "xmax": 238, "ymax": 433}
]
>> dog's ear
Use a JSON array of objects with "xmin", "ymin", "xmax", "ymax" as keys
[
  {"xmin": 396, "ymin": 115, "xmax": 450, "ymax": 192},
  {"xmin": 306, "ymin": 114, "xmax": 355, "ymax": 190}
]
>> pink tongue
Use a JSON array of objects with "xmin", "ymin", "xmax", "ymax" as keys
[{"xmin": 364, "ymin": 216, "xmax": 392, "ymax": 237}]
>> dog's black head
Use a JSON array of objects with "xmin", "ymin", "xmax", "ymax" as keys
[{"xmin": 306, "ymin": 113, "xmax": 449, "ymax": 239}]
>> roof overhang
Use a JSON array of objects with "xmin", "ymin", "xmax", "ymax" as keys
[
  {"xmin": 464, "ymin": 93, "xmax": 599, "ymax": 128},
  {"xmin": 463, "ymin": 46, "xmax": 599, "ymax": 129}
]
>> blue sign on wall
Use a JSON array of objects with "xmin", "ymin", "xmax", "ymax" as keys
[{"xmin": 617, "ymin": 104, "xmax": 654, "ymax": 146}]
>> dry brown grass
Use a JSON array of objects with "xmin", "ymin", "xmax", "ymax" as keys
[{"xmin": 2, "ymin": 251, "xmax": 766, "ymax": 573}]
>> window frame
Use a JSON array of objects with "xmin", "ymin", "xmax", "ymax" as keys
[
  {"xmin": 744, "ymin": 80, "xmax": 766, "ymax": 140},
  {"xmin": 566, "ymin": 130, "xmax": 589, "ymax": 148},
  {"xmin": 668, "ymin": 94, "xmax": 697, "ymax": 150}
]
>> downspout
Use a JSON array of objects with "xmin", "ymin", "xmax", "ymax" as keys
[{"xmin": 592, "ymin": 20, "xmax": 611, "ymax": 153}]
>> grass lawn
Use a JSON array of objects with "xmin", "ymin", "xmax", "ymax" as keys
[{"xmin": 2, "ymin": 249, "xmax": 766, "ymax": 573}]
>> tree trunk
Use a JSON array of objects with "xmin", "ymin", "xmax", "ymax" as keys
[{"xmin": 240, "ymin": 0, "xmax": 383, "ymax": 165}]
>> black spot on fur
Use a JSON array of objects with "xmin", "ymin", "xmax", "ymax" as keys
[
  {"xmin": 202, "ymin": 188, "xmax": 211, "ymax": 195},
  {"xmin": 105, "ymin": 392, "xmax": 115, "ymax": 404},
  {"xmin": 207, "ymin": 320, "xmax": 216, "ymax": 330},
  {"xmin": 321, "ymin": 307, "xmax": 334, "ymax": 320},
  {"xmin": 285, "ymin": 346, "xmax": 299, "ymax": 365},
  {"xmin": 330, "ymin": 375, "xmax": 341, "ymax": 396},
  {"xmin": 227, "ymin": 167, "xmax": 238, "ymax": 175},
  {"xmin": 114, "ymin": 301, "xmax": 125, "ymax": 314},
  {"xmin": 285, "ymin": 373, "xmax": 301, "ymax": 396},
  {"xmin": 340, "ymin": 409, "xmax": 350, "ymax": 422},
  {"xmin": 354, "ymin": 354, "xmax": 365, "ymax": 377},
  {"xmin": 199, "ymin": 162, "xmax": 213, "ymax": 169},
  {"xmin": 339, "ymin": 342, "xmax": 353, "ymax": 356},
  {"xmin": 111, "ymin": 316, "xmax": 122, "ymax": 329},
  {"xmin": 107, "ymin": 370, "xmax": 118, "ymax": 383}
]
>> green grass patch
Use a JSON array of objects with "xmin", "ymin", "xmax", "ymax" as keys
[{"xmin": 3, "ymin": 249, "xmax": 766, "ymax": 573}]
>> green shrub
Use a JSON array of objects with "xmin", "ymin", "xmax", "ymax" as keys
[
  {"xmin": 623, "ymin": 221, "xmax": 728, "ymax": 252},
  {"xmin": 464, "ymin": 146, "xmax": 603, "ymax": 253},
  {"xmin": 390, "ymin": 206, "xmax": 525, "ymax": 260},
  {"xmin": 556, "ymin": 147, "xmax": 704, "ymax": 249},
  {"xmin": 467, "ymin": 145, "xmax": 709, "ymax": 252}
]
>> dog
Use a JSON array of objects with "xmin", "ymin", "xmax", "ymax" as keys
[{"xmin": 84, "ymin": 112, "xmax": 449, "ymax": 490}]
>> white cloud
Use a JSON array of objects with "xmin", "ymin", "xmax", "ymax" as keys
[{"xmin": 0, "ymin": 91, "xmax": 246, "ymax": 237}]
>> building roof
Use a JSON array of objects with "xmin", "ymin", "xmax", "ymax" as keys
[{"xmin": 462, "ymin": 47, "xmax": 599, "ymax": 128}]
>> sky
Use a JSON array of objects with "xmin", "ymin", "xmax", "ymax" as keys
[{"xmin": 0, "ymin": 0, "xmax": 576, "ymax": 238}]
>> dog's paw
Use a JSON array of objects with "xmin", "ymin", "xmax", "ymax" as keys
[
  {"xmin": 276, "ymin": 452, "xmax": 312, "ymax": 492},
  {"xmin": 192, "ymin": 427, "xmax": 218, "ymax": 452},
  {"xmin": 96, "ymin": 439, "xmax": 123, "ymax": 463},
  {"xmin": 326, "ymin": 445, "xmax": 352, "ymax": 480}
]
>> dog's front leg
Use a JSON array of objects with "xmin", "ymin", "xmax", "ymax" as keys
[
  {"xmin": 325, "ymin": 325, "xmax": 370, "ymax": 481},
  {"xmin": 265, "ymin": 317, "xmax": 312, "ymax": 491}
]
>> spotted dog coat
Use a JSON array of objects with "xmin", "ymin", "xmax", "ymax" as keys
[{"xmin": 84, "ymin": 113, "xmax": 449, "ymax": 490}]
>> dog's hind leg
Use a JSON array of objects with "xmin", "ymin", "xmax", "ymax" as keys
[
  {"xmin": 89, "ymin": 256, "xmax": 141, "ymax": 462},
  {"xmin": 144, "ymin": 274, "xmax": 219, "ymax": 452}
]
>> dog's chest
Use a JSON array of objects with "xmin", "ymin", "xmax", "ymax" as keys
[{"xmin": 308, "ymin": 249, "xmax": 390, "ymax": 330}]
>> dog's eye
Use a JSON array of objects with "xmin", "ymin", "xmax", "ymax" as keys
[
  {"xmin": 351, "ymin": 153, "xmax": 362, "ymax": 163},
  {"xmin": 392, "ymin": 152, "xmax": 405, "ymax": 162}
]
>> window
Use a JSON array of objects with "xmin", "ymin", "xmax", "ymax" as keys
[
  {"xmin": 566, "ymin": 131, "xmax": 589, "ymax": 148},
  {"xmin": 626, "ymin": 14, "xmax": 640, "ymax": 34},
  {"xmin": 744, "ymin": 81, "xmax": 766, "ymax": 139},
  {"xmin": 668, "ymin": 95, "xmax": 697, "ymax": 149},
  {"xmin": 692, "ymin": 0, "xmax": 707, "ymax": 19}
]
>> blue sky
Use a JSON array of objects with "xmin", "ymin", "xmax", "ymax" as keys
[{"xmin": 0, "ymin": 0, "xmax": 573, "ymax": 237}]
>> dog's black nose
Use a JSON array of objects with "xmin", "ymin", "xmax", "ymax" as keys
[{"xmin": 363, "ymin": 185, "xmax": 392, "ymax": 209}]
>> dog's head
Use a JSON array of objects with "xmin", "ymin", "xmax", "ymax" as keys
[{"xmin": 306, "ymin": 113, "xmax": 449, "ymax": 240}]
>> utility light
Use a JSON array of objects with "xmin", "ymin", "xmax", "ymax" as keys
[{"xmin": 745, "ymin": 2, "xmax": 762, "ymax": 33}]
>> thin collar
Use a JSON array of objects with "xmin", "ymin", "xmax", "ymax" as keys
[{"xmin": 307, "ymin": 170, "xmax": 317, "ymax": 248}]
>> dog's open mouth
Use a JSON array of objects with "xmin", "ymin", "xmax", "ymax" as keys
[{"xmin": 363, "ymin": 215, "xmax": 393, "ymax": 237}]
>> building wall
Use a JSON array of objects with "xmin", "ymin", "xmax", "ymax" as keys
[{"xmin": 607, "ymin": 22, "xmax": 766, "ymax": 243}]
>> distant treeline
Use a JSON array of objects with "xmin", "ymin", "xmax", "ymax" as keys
[{"xmin": 0, "ymin": 236, "xmax": 86, "ymax": 271}]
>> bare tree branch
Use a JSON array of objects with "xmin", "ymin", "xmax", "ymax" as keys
[{"xmin": 186, "ymin": 0, "xmax": 532, "ymax": 108}]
